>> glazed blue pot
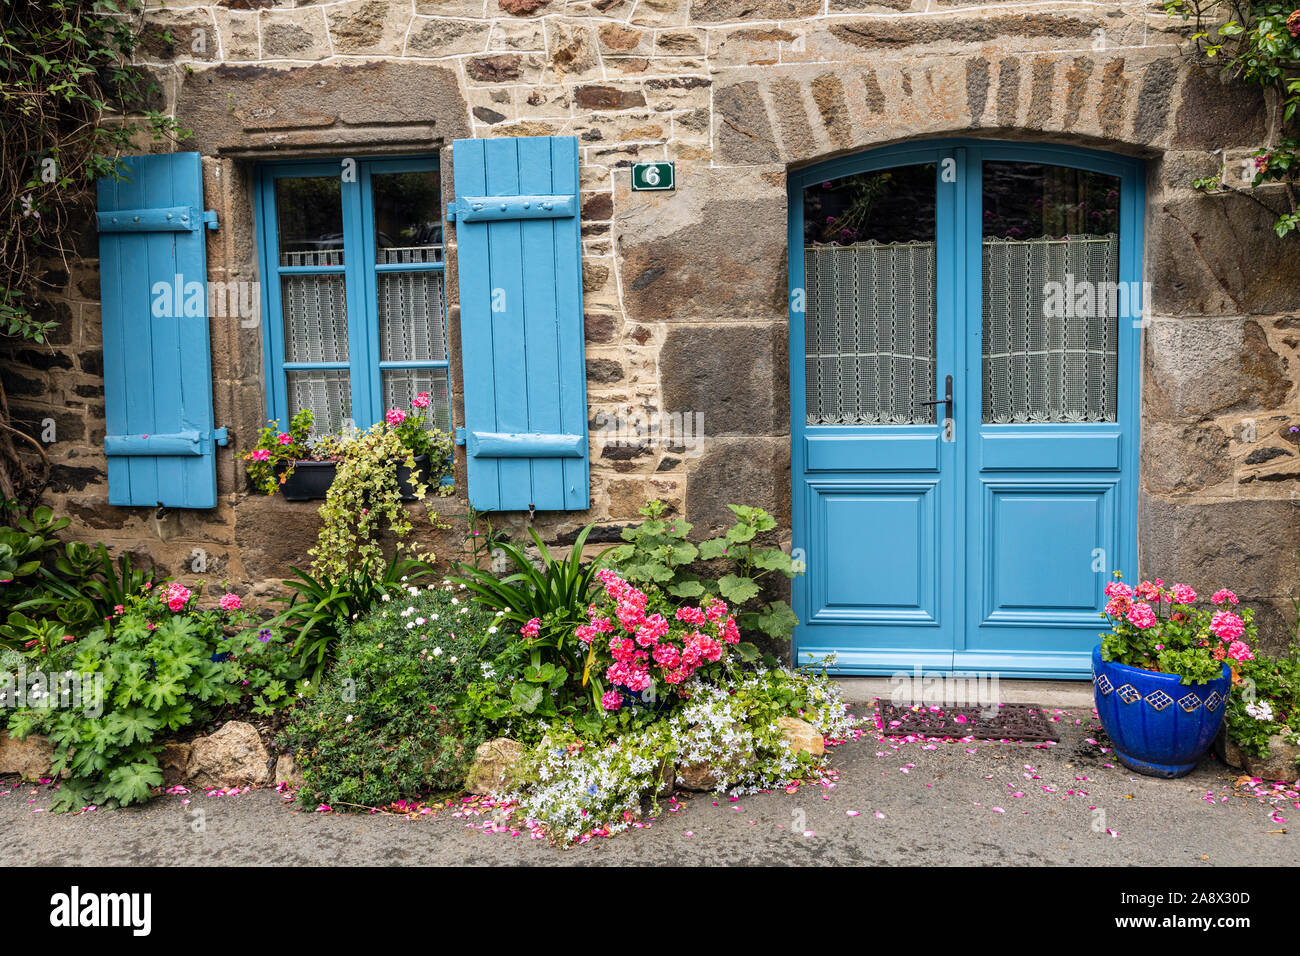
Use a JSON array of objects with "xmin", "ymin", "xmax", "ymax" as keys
[{"xmin": 1091, "ymin": 646, "xmax": 1231, "ymax": 778}]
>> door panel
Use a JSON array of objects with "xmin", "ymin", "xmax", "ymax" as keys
[
  {"xmin": 791, "ymin": 141, "xmax": 1142, "ymax": 678},
  {"xmin": 793, "ymin": 155, "xmax": 960, "ymax": 671}
]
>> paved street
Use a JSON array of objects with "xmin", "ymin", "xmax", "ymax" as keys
[{"xmin": 4, "ymin": 696, "xmax": 1297, "ymax": 866}]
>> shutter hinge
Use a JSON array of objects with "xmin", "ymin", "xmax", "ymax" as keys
[
  {"xmin": 454, "ymin": 426, "xmax": 467, "ymax": 446},
  {"xmin": 446, "ymin": 202, "xmax": 456, "ymax": 223},
  {"xmin": 213, "ymin": 427, "xmax": 229, "ymax": 446},
  {"xmin": 202, "ymin": 209, "xmax": 219, "ymax": 231}
]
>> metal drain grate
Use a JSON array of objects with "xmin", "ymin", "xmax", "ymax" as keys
[{"xmin": 878, "ymin": 703, "xmax": 1061, "ymax": 742}]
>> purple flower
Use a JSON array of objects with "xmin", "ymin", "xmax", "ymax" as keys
[{"xmin": 258, "ymin": 628, "xmax": 272, "ymax": 643}]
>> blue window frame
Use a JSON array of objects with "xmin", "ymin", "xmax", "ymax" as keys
[{"xmin": 254, "ymin": 155, "xmax": 451, "ymax": 437}]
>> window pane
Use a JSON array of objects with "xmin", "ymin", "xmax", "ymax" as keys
[
  {"xmin": 802, "ymin": 164, "xmax": 937, "ymax": 426},
  {"xmin": 982, "ymin": 162, "xmax": 1120, "ymax": 424},
  {"xmin": 383, "ymin": 369, "xmax": 450, "ymax": 434},
  {"xmin": 275, "ymin": 177, "xmax": 344, "ymax": 267},
  {"xmin": 281, "ymin": 274, "xmax": 348, "ymax": 363},
  {"xmin": 373, "ymin": 171, "xmax": 442, "ymax": 264},
  {"xmin": 378, "ymin": 271, "xmax": 447, "ymax": 363},
  {"xmin": 287, "ymin": 369, "xmax": 351, "ymax": 435}
]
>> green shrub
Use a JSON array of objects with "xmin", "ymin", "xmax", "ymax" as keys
[
  {"xmin": 281, "ymin": 582, "xmax": 505, "ymax": 809},
  {"xmin": 606, "ymin": 500, "xmax": 803, "ymax": 642},
  {"xmin": 5, "ymin": 583, "xmax": 299, "ymax": 811}
]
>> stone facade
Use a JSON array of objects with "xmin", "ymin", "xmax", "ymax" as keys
[{"xmin": 5, "ymin": 1, "xmax": 1299, "ymax": 647}]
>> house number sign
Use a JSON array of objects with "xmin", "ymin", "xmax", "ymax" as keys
[{"xmin": 631, "ymin": 161, "xmax": 675, "ymax": 192}]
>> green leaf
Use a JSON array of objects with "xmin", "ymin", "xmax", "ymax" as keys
[
  {"xmin": 717, "ymin": 574, "xmax": 761, "ymax": 604},
  {"xmin": 667, "ymin": 579, "xmax": 706, "ymax": 598},
  {"xmin": 510, "ymin": 682, "xmax": 544, "ymax": 714},
  {"xmin": 699, "ymin": 538, "xmax": 729, "ymax": 560},
  {"xmin": 105, "ymin": 707, "xmax": 162, "ymax": 746},
  {"xmin": 754, "ymin": 600, "xmax": 798, "ymax": 639},
  {"xmin": 734, "ymin": 641, "xmax": 761, "ymax": 662},
  {"xmin": 104, "ymin": 761, "xmax": 163, "ymax": 806}
]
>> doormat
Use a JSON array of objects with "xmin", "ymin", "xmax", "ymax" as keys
[{"xmin": 877, "ymin": 703, "xmax": 1060, "ymax": 742}]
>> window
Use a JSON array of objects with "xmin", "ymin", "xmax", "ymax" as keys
[{"xmin": 255, "ymin": 156, "xmax": 451, "ymax": 438}]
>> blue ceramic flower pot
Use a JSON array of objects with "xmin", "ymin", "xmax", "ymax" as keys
[{"xmin": 1091, "ymin": 646, "xmax": 1231, "ymax": 778}]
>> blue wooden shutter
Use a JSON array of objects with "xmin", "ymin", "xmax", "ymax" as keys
[
  {"xmin": 450, "ymin": 136, "xmax": 589, "ymax": 512},
  {"xmin": 97, "ymin": 152, "xmax": 225, "ymax": 509}
]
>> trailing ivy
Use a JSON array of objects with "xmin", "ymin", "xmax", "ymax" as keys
[{"xmin": 1164, "ymin": 1, "xmax": 1300, "ymax": 236}]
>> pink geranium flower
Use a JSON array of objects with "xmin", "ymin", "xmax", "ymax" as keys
[
  {"xmin": 386, "ymin": 408, "xmax": 407, "ymax": 425},
  {"xmin": 250, "ymin": 449, "xmax": 270, "ymax": 462},
  {"xmin": 1209, "ymin": 610, "xmax": 1245, "ymax": 642},
  {"xmin": 413, "ymin": 392, "xmax": 431, "ymax": 409},
  {"xmin": 1226, "ymin": 640, "xmax": 1254, "ymax": 663},
  {"xmin": 520, "ymin": 618, "xmax": 541, "ymax": 639},
  {"xmin": 219, "ymin": 593, "xmax": 241, "ymax": 611},
  {"xmin": 600, "ymin": 691, "xmax": 622, "ymax": 711},
  {"xmin": 1169, "ymin": 583, "xmax": 1197, "ymax": 604},
  {"xmin": 1211, "ymin": 589, "xmax": 1239, "ymax": 606},
  {"xmin": 1125, "ymin": 602, "xmax": 1158, "ymax": 629},
  {"xmin": 276, "ymin": 433, "xmax": 293, "ymax": 445}
]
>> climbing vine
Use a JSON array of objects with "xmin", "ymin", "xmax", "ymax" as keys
[
  {"xmin": 0, "ymin": 0, "xmax": 186, "ymax": 505},
  {"xmin": 1163, "ymin": 1, "xmax": 1300, "ymax": 236}
]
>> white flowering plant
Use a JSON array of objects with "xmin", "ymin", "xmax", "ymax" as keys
[
  {"xmin": 1223, "ymin": 639, "xmax": 1300, "ymax": 762},
  {"xmin": 500, "ymin": 664, "xmax": 857, "ymax": 843}
]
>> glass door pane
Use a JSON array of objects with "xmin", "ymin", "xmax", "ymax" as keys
[
  {"xmin": 802, "ymin": 164, "xmax": 938, "ymax": 425},
  {"xmin": 981, "ymin": 162, "xmax": 1121, "ymax": 424}
]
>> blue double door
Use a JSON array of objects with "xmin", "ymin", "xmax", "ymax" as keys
[{"xmin": 789, "ymin": 141, "xmax": 1143, "ymax": 678}]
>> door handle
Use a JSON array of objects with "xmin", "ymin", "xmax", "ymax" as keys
[{"xmin": 919, "ymin": 374, "xmax": 954, "ymax": 422}]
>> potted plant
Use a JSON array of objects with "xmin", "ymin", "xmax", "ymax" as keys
[
  {"xmin": 241, "ymin": 409, "xmax": 342, "ymax": 501},
  {"xmin": 1094, "ymin": 574, "xmax": 1256, "ymax": 778},
  {"xmin": 386, "ymin": 392, "xmax": 454, "ymax": 501}
]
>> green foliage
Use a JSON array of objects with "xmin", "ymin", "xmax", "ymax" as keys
[
  {"xmin": 1224, "ymin": 641, "xmax": 1300, "ymax": 760},
  {"xmin": 8, "ymin": 613, "xmax": 225, "ymax": 811},
  {"xmin": 1162, "ymin": 1, "xmax": 1300, "ymax": 237},
  {"xmin": 454, "ymin": 524, "xmax": 610, "ymax": 716},
  {"xmin": 268, "ymin": 554, "xmax": 435, "ymax": 685},
  {"xmin": 0, "ymin": 503, "xmax": 67, "ymax": 598},
  {"xmin": 607, "ymin": 500, "xmax": 803, "ymax": 643},
  {"xmin": 280, "ymin": 585, "xmax": 505, "ymax": 809},
  {"xmin": 309, "ymin": 423, "xmax": 440, "ymax": 582},
  {"xmin": 1, "ymin": 0, "xmax": 189, "ymax": 325}
]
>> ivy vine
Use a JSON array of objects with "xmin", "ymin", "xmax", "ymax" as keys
[{"xmin": 1164, "ymin": 1, "xmax": 1300, "ymax": 236}]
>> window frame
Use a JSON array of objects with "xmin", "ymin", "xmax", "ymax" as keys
[{"xmin": 253, "ymin": 154, "xmax": 450, "ymax": 434}]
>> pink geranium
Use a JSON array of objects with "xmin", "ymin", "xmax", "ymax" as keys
[
  {"xmin": 1226, "ymin": 640, "xmax": 1254, "ymax": 663},
  {"xmin": 276, "ymin": 433, "xmax": 293, "ymax": 446},
  {"xmin": 164, "ymin": 582, "xmax": 192, "ymax": 612},
  {"xmin": 250, "ymin": 449, "xmax": 270, "ymax": 462},
  {"xmin": 413, "ymin": 392, "xmax": 431, "ymax": 409},
  {"xmin": 520, "ymin": 618, "xmax": 541, "ymax": 639},
  {"xmin": 1211, "ymin": 589, "xmax": 1239, "ymax": 606},
  {"xmin": 1125, "ymin": 602, "xmax": 1158, "ymax": 629},
  {"xmin": 1209, "ymin": 610, "xmax": 1245, "ymax": 642},
  {"xmin": 600, "ymin": 691, "xmax": 623, "ymax": 712},
  {"xmin": 219, "ymin": 593, "xmax": 242, "ymax": 611},
  {"xmin": 1169, "ymin": 583, "xmax": 1197, "ymax": 604},
  {"xmin": 386, "ymin": 408, "xmax": 407, "ymax": 425}
]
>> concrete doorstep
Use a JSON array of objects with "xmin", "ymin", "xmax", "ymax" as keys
[{"xmin": 837, "ymin": 677, "xmax": 1095, "ymax": 710}]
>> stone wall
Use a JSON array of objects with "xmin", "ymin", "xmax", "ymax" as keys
[{"xmin": 5, "ymin": 0, "xmax": 1299, "ymax": 646}]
